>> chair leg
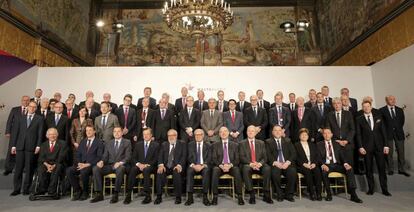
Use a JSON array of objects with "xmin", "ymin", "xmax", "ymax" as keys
[
  {"xmin": 232, "ymin": 178, "xmax": 235, "ymax": 200},
  {"xmin": 344, "ymin": 177, "xmax": 348, "ymax": 197},
  {"xmin": 298, "ymin": 177, "xmax": 302, "ymax": 200}
]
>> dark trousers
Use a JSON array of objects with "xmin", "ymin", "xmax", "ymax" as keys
[
  {"xmin": 387, "ymin": 139, "xmax": 406, "ymax": 172},
  {"xmin": 4, "ymin": 138, "xmax": 16, "ymax": 172},
  {"xmin": 186, "ymin": 166, "xmax": 210, "ymax": 193},
  {"xmin": 37, "ymin": 163, "xmax": 63, "ymax": 194},
  {"xmin": 241, "ymin": 164, "xmax": 271, "ymax": 193},
  {"xmin": 156, "ymin": 167, "xmax": 182, "ymax": 197},
  {"xmin": 365, "ymin": 151, "xmax": 388, "ymax": 192},
  {"xmin": 13, "ymin": 151, "xmax": 36, "ymax": 192},
  {"xmin": 321, "ymin": 163, "xmax": 356, "ymax": 195},
  {"xmin": 297, "ymin": 166, "xmax": 322, "ymax": 196},
  {"xmin": 211, "ymin": 166, "xmax": 242, "ymax": 195},
  {"xmin": 93, "ymin": 164, "xmax": 126, "ymax": 193},
  {"xmin": 270, "ymin": 166, "xmax": 297, "ymax": 198},
  {"xmin": 127, "ymin": 165, "xmax": 154, "ymax": 195},
  {"xmin": 66, "ymin": 166, "xmax": 93, "ymax": 193}
]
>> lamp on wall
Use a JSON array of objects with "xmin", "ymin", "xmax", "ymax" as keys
[
  {"xmin": 95, "ymin": 19, "xmax": 125, "ymax": 66},
  {"xmin": 280, "ymin": 20, "xmax": 310, "ymax": 33}
]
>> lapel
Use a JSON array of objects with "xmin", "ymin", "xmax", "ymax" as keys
[
  {"xmin": 297, "ymin": 143, "xmax": 307, "ymax": 162},
  {"xmin": 202, "ymin": 142, "xmax": 208, "ymax": 160}
]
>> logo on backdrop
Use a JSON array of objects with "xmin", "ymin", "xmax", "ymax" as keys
[{"xmin": 184, "ymin": 82, "xmax": 225, "ymax": 93}]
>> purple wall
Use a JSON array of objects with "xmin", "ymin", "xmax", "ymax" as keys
[{"xmin": 0, "ymin": 50, "xmax": 35, "ymax": 86}]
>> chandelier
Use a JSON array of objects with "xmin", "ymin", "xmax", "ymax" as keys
[{"xmin": 162, "ymin": 0, "xmax": 234, "ymax": 38}]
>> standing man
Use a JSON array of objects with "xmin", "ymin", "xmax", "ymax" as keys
[
  {"xmin": 115, "ymin": 94, "xmax": 137, "ymax": 142},
  {"xmin": 200, "ymin": 98, "xmax": 223, "ymax": 143},
  {"xmin": 236, "ymin": 91, "xmax": 251, "ymax": 113},
  {"xmin": 175, "ymin": 87, "xmax": 189, "ymax": 114},
  {"xmin": 103, "ymin": 93, "xmax": 118, "ymax": 113},
  {"xmin": 223, "ymin": 99, "xmax": 244, "ymax": 142},
  {"xmin": 291, "ymin": 97, "xmax": 313, "ymax": 142},
  {"xmin": 95, "ymin": 102, "xmax": 120, "ymax": 143},
  {"xmin": 30, "ymin": 88, "xmax": 43, "ymax": 107},
  {"xmin": 321, "ymin": 86, "xmax": 332, "ymax": 108},
  {"xmin": 216, "ymin": 90, "xmax": 228, "ymax": 112},
  {"xmin": 340, "ymin": 88, "xmax": 358, "ymax": 110},
  {"xmin": 137, "ymin": 87, "xmax": 157, "ymax": 110},
  {"xmin": 243, "ymin": 95, "xmax": 268, "ymax": 140},
  {"xmin": 45, "ymin": 102, "xmax": 69, "ymax": 143},
  {"xmin": 268, "ymin": 92, "xmax": 291, "ymax": 138},
  {"xmin": 179, "ymin": 96, "xmax": 201, "ymax": 142},
  {"xmin": 256, "ymin": 89, "xmax": 270, "ymax": 111},
  {"xmin": 194, "ymin": 90, "xmax": 208, "ymax": 112},
  {"xmin": 153, "ymin": 99, "xmax": 176, "ymax": 142},
  {"xmin": 311, "ymin": 92, "xmax": 331, "ymax": 142},
  {"xmin": 136, "ymin": 97, "xmax": 155, "ymax": 141}
]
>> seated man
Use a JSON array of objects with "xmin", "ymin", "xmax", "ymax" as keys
[
  {"xmin": 211, "ymin": 127, "xmax": 244, "ymax": 205},
  {"xmin": 155, "ymin": 129, "xmax": 186, "ymax": 204},
  {"xmin": 66, "ymin": 125, "xmax": 104, "ymax": 201},
  {"xmin": 317, "ymin": 128, "xmax": 362, "ymax": 203},
  {"xmin": 91, "ymin": 126, "xmax": 132, "ymax": 203},
  {"xmin": 185, "ymin": 129, "xmax": 211, "ymax": 206},
  {"xmin": 240, "ymin": 125, "xmax": 272, "ymax": 204},
  {"xmin": 36, "ymin": 128, "xmax": 67, "ymax": 196},
  {"xmin": 266, "ymin": 125, "xmax": 297, "ymax": 202},
  {"xmin": 124, "ymin": 128, "xmax": 159, "ymax": 205}
]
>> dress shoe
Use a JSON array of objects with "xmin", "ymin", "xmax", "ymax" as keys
[
  {"xmin": 175, "ymin": 197, "xmax": 182, "ymax": 204},
  {"xmin": 90, "ymin": 193, "xmax": 104, "ymax": 203},
  {"xmin": 276, "ymin": 196, "xmax": 284, "ymax": 202},
  {"xmin": 316, "ymin": 194, "xmax": 322, "ymax": 201},
  {"xmin": 263, "ymin": 195, "xmax": 273, "ymax": 204},
  {"xmin": 350, "ymin": 194, "xmax": 363, "ymax": 203},
  {"xmin": 110, "ymin": 193, "xmax": 119, "ymax": 204},
  {"xmin": 154, "ymin": 196, "xmax": 162, "ymax": 205},
  {"xmin": 22, "ymin": 190, "xmax": 30, "ymax": 195},
  {"xmin": 211, "ymin": 196, "xmax": 218, "ymax": 205},
  {"xmin": 285, "ymin": 196, "xmax": 295, "ymax": 202},
  {"xmin": 72, "ymin": 191, "xmax": 82, "ymax": 201},
  {"xmin": 399, "ymin": 171, "xmax": 411, "ymax": 177},
  {"xmin": 366, "ymin": 190, "xmax": 374, "ymax": 195},
  {"xmin": 34, "ymin": 190, "xmax": 46, "ymax": 196},
  {"xmin": 249, "ymin": 197, "xmax": 256, "ymax": 204},
  {"xmin": 123, "ymin": 193, "xmax": 132, "ymax": 204},
  {"xmin": 142, "ymin": 196, "xmax": 152, "ymax": 204},
  {"xmin": 325, "ymin": 194, "xmax": 332, "ymax": 201},
  {"xmin": 80, "ymin": 192, "xmax": 89, "ymax": 201},
  {"xmin": 184, "ymin": 194, "xmax": 193, "ymax": 206},
  {"xmin": 310, "ymin": 194, "xmax": 316, "ymax": 201},
  {"xmin": 382, "ymin": 191, "xmax": 392, "ymax": 196},
  {"xmin": 3, "ymin": 170, "xmax": 12, "ymax": 176},
  {"xmin": 388, "ymin": 171, "xmax": 394, "ymax": 175},
  {"xmin": 203, "ymin": 194, "xmax": 211, "ymax": 206},
  {"xmin": 237, "ymin": 196, "xmax": 245, "ymax": 205},
  {"xmin": 10, "ymin": 191, "xmax": 20, "ymax": 196}
]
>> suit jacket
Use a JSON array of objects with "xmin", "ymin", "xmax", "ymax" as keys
[
  {"xmin": 257, "ymin": 99, "xmax": 270, "ymax": 111},
  {"xmin": 349, "ymin": 98, "xmax": 358, "ymax": 110},
  {"xmin": 11, "ymin": 113, "xmax": 44, "ymax": 151},
  {"xmin": 317, "ymin": 140, "xmax": 348, "ymax": 165},
  {"xmin": 239, "ymin": 139, "xmax": 267, "ymax": 165},
  {"xmin": 222, "ymin": 110, "xmax": 244, "ymax": 141},
  {"xmin": 115, "ymin": 106, "xmax": 137, "ymax": 138},
  {"xmin": 291, "ymin": 107, "xmax": 313, "ymax": 141},
  {"xmin": 268, "ymin": 106, "xmax": 291, "ymax": 137},
  {"xmin": 304, "ymin": 101, "xmax": 317, "ymax": 109},
  {"xmin": 108, "ymin": 102, "xmax": 118, "ymax": 114},
  {"xmin": 137, "ymin": 97, "xmax": 157, "ymax": 110},
  {"xmin": 294, "ymin": 141, "xmax": 322, "ymax": 166},
  {"xmin": 79, "ymin": 101, "xmax": 101, "ymax": 112},
  {"xmin": 380, "ymin": 106, "xmax": 405, "ymax": 140},
  {"xmin": 243, "ymin": 106, "xmax": 268, "ymax": 139},
  {"xmin": 45, "ymin": 113, "xmax": 70, "ymax": 142},
  {"xmin": 200, "ymin": 109, "xmax": 223, "ymax": 143},
  {"xmin": 136, "ymin": 108, "xmax": 155, "ymax": 136},
  {"xmin": 132, "ymin": 140, "xmax": 160, "ymax": 166},
  {"xmin": 179, "ymin": 108, "xmax": 201, "ymax": 134},
  {"xmin": 94, "ymin": 113, "xmax": 120, "ymax": 142},
  {"xmin": 187, "ymin": 141, "xmax": 211, "ymax": 166},
  {"xmin": 102, "ymin": 138, "xmax": 132, "ymax": 165},
  {"xmin": 215, "ymin": 100, "xmax": 229, "ymax": 112},
  {"xmin": 158, "ymin": 140, "xmax": 187, "ymax": 168},
  {"xmin": 270, "ymin": 102, "xmax": 289, "ymax": 108},
  {"xmin": 285, "ymin": 102, "xmax": 298, "ymax": 112},
  {"xmin": 194, "ymin": 100, "xmax": 208, "ymax": 112},
  {"xmin": 325, "ymin": 110, "xmax": 355, "ymax": 145},
  {"xmin": 38, "ymin": 139, "xmax": 67, "ymax": 165},
  {"xmin": 63, "ymin": 107, "xmax": 79, "ymax": 120},
  {"xmin": 36, "ymin": 109, "xmax": 52, "ymax": 120},
  {"xmin": 175, "ymin": 97, "xmax": 188, "ymax": 114},
  {"xmin": 356, "ymin": 113, "xmax": 388, "ymax": 152},
  {"xmin": 31, "ymin": 97, "xmax": 42, "ymax": 108},
  {"xmin": 310, "ymin": 104, "xmax": 331, "ymax": 140},
  {"xmin": 236, "ymin": 101, "xmax": 251, "ymax": 113},
  {"xmin": 324, "ymin": 97, "xmax": 333, "ymax": 108},
  {"xmin": 153, "ymin": 108, "xmax": 176, "ymax": 141},
  {"xmin": 86, "ymin": 108, "xmax": 101, "ymax": 121},
  {"xmin": 211, "ymin": 140, "xmax": 240, "ymax": 167},
  {"xmin": 76, "ymin": 137, "xmax": 104, "ymax": 165},
  {"xmin": 5, "ymin": 106, "xmax": 24, "ymax": 135},
  {"xmin": 265, "ymin": 137, "xmax": 296, "ymax": 166}
]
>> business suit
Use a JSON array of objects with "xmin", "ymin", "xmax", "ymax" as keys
[
  {"xmin": 239, "ymin": 139, "xmax": 271, "ymax": 194},
  {"xmin": 243, "ymin": 106, "xmax": 268, "ymax": 140},
  {"xmin": 200, "ymin": 109, "xmax": 223, "ymax": 143},
  {"xmin": 236, "ymin": 101, "xmax": 251, "ymax": 113},
  {"xmin": 137, "ymin": 97, "xmax": 157, "ymax": 110},
  {"xmin": 323, "ymin": 97, "xmax": 333, "ymax": 108},
  {"xmin": 136, "ymin": 108, "xmax": 155, "ymax": 141},
  {"xmin": 79, "ymin": 101, "xmax": 101, "ymax": 112},
  {"xmin": 93, "ymin": 138, "xmax": 132, "ymax": 193},
  {"xmin": 268, "ymin": 106, "xmax": 291, "ymax": 138},
  {"xmin": 211, "ymin": 140, "xmax": 242, "ymax": 196},
  {"xmin": 186, "ymin": 141, "xmax": 211, "ymax": 194},
  {"xmin": 94, "ymin": 113, "xmax": 120, "ymax": 143},
  {"xmin": 266, "ymin": 137, "xmax": 297, "ymax": 198},
  {"xmin": 115, "ymin": 106, "xmax": 137, "ymax": 141},
  {"xmin": 156, "ymin": 140, "xmax": 187, "ymax": 198},
  {"xmin": 86, "ymin": 107, "xmax": 101, "ymax": 121},
  {"xmin": 311, "ymin": 104, "xmax": 331, "ymax": 142},
  {"xmin": 11, "ymin": 113, "xmax": 44, "ymax": 193},
  {"xmin": 174, "ymin": 97, "xmax": 188, "ymax": 114},
  {"xmin": 63, "ymin": 107, "xmax": 79, "ymax": 121},
  {"xmin": 178, "ymin": 107, "xmax": 201, "ymax": 142},
  {"xmin": 36, "ymin": 109, "xmax": 52, "ymax": 119},
  {"xmin": 66, "ymin": 137, "xmax": 104, "ymax": 194},
  {"xmin": 304, "ymin": 101, "xmax": 316, "ymax": 109},
  {"xmin": 194, "ymin": 100, "xmax": 208, "ymax": 112},
  {"xmin": 126, "ymin": 140, "xmax": 159, "ymax": 196},
  {"xmin": 4, "ymin": 106, "xmax": 25, "ymax": 173},
  {"xmin": 45, "ymin": 113, "xmax": 70, "ymax": 143},
  {"xmin": 257, "ymin": 99, "xmax": 270, "ymax": 111},
  {"xmin": 294, "ymin": 141, "xmax": 322, "ymax": 197},
  {"xmin": 223, "ymin": 110, "xmax": 244, "ymax": 142},
  {"xmin": 153, "ymin": 108, "xmax": 176, "ymax": 142},
  {"xmin": 380, "ymin": 105, "xmax": 406, "ymax": 173},
  {"xmin": 108, "ymin": 102, "xmax": 118, "ymax": 114},
  {"xmin": 37, "ymin": 139, "xmax": 67, "ymax": 194},
  {"xmin": 215, "ymin": 100, "xmax": 229, "ymax": 112},
  {"xmin": 349, "ymin": 98, "xmax": 358, "ymax": 110},
  {"xmin": 356, "ymin": 113, "xmax": 389, "ymax": 193},
  {"xmin": 291, "ymin": 107, "xmax": 313, "ymax": 142}
]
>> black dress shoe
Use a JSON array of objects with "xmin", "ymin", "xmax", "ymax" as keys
[
  {"xmin": 72, "ymin": 191, "xmax": 82, "ymax": 201},
  {"xmin": 80, "ymin": 192, "xmax": 89, "ymax": 201},
  {"xmin": 3, "ymin": 170, "xmax": 12, "ymax": 176},
  {"xmin": 350, "ymin": 195, "xmax": 363, "ymax": 203},
  {"xmin": 325, "ymin": 195, "xmax": 332, "ymax": 201},
  {"xmin": 10, "ymin": 191, "xmax": 20, "ymax": 196},
  {"xmin": 34, "ymin": 190, "xmax": 46, "ymax": 196},
  {"xmin": 212, "ymin": 196, "xmax": 218, "ymax": 205},
  {"xmin": 142, "ymin": 196, "xmax": 152, "ymax": 204},
  {"xmin": 175, "ymin": 197, "xmax": 182, "ymax": 204},
  {"xmin": 123, "ymin": 194, "xmax": 131, "ymax": 205},
  {"xmin": 90, "ymin": 193, "xmax": 104, "ymax": 203},
  {"xmin": 366, "ymin": 190, "xmax": 374, "ymax": 195},
  {"xmin": 316, "ymin": 194, "xmax": 322, "ymax": 201},
  {"xmin": 237, "ymin": 196, "xmax": 245, "ymax": 205},
  {"xmin": 277, "ymin": 197, "xmax": 284, "ymax": 202},
  {"xmin": 184, "ymin": 196, "xmax": 193, "ymax": 206},
  {"xmin": 263, "ymin": 196, "xmax": 273, "ymax": 204},
  {"xmin": 285, "ymin": 196, "xmax": 295, "ymax": 202},
  {"xmin": 388, "ymin": 171, "xmax": 394, "ymax": 175},
  {"xmin": 399, "ymin": 171, "xmax": 411, "ymax": 177},
  {"xmin": 22, "ymin": 190, "xmax": 30, "ymax": 195},
  {"xmin": 249, "ymin": 197, "xmax": 256, "ymax": 204},
  {"xmin": 154, "ymin": 197, "xmax": 162, "ymax": 205},
  {"xmin": 310, "ymin": 194, "xmax": 316, "ymax": 201},
  {"xmin": 203, "ymin": 194, "xmax": 211, "ymax": 206},
  {"xmin": 110, "ymin": 193, "xmax": 119, "ymax": 204},
  {"xmin": 382, "ymin": 191, "xmax": 392, "ymax": 196}
]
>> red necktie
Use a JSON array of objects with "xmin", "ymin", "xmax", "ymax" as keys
[
  {"xmin": 124, "ymin": 107, "xmax": 129, "ymax": 128},
  {"xmin": 299, "ymin": 107, "xmax": 303, "ymax": 122},
  {"xmin": 250, "ymin": 140, "xmax": 256, "ymax": 162},
  {"xmin": 231, "ymin": 111, "xmax": 235, "ymax": 123},
  {"xmin": 49, "ymin": 142, "xmax": 55, "ymax": 152},
  {"xmin": 67, "ymin": 110, "xmax": 71, "ymax": 118}
]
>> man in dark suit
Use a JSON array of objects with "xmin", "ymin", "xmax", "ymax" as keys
[
  {"xmin": 325, "ymin": 97, "xmax": 355, "ymax": 164},
  {"xmin": 243, "ymin": 95, "xmax": 268, "ymax": 140},
  {"xmin": 10, "ymin": 101, "xmax": 43, "ymax": 196},
  {"xmin": 185, "ymin": 129, "xmax": 212, "ymax": 206},
  {"xmin": 268, "ymin": 92, "xmax": 291, "ymax": 138},
  {"xmin": 311, "ymin": 92, "xmax": 331, "ymax": 142},
  {"xmin": 115, "ymin": 94, "xmax": 137, "ymax": 141},
  {"xmin": 124, "ymin": 128, "xmax": 160, "ymax": 205},
  {"xmin": 174, "ymin": 87, "xmax": 189, "ymax": 114},
  {"xmin": 3, "ymin": 95, "xmax": 30, "ymax": 176},
  {"xmin": 154, "ymin": 99, "xmax": 176, "ymax": 142},
  {"xmin": 45, "ymin": 102, "xmax": 70, "ymax": 144},
  {"xmin": 356, "ymin": 101, "xmax": 391, "ymax": 196},
  {"xmin": 380, "ymin": 95, "xmax": 409, "ymax": 176},
  {"xmin": 318, "ymin": 128, "xmax": 362, "ymax": 203},
  {"xmin": 84, "ymin": 97, "xmax": 101, "ymax": 121},
  {"xmin": 341, "ymin": 95, "xmax": 358, "ymax": 117},
  {"xmin": 64, "ymin": 99, "xmax": 79, "ymax": 121},
  {"xmin": 30, "ymin": 88, "xmax": 43, "ymax": 108},
  {"xmin": 304, "ymin": 89, "xmax": 317, "ymax": 108},
  {"xmin": 256, "ymin": 89, "xmax": 270, "ymax": 111},
  {"xmin": 103, "ymin": 93, "xmax": 118, "ymax": 113},
  {"xmin": 266, "ymin": 125, "xmax": 297, "ymax": 202},
  {"xmin": 66, "ymin": 125, "xmax": 104, "ymax": 201},
  {"xmin": 240, "ymin": 126, "xmax": 272, "ymax": 204},
  {"xmin": 36, "ymin": 128, "xmax": 67, "ymax": 195},
  {"xmin": 137, "ymin": 87, "xmax": 157, "ymax": 110},
  {"xmin": 216, "ymin": 90, "xmax": 228, "ymax": 112},
  {"xmin": 236, "ymin": 91, "xmax": 251, "ymax": 113},
  {"xmin": 91, "ymin": 127, "xmax": 132, "ymax": 203},
  {"xmin": 223, "ymin": 99, "xmax": 244, "ymax": 142},
  {"xmin": 154, "ymin": 129, "xmax": 187, "ymax": 204},
  {"xmin": 194, "ymin": 90, "xmax": 208, "ymax": 112},
  {"xmin": 341, "ymin": 88, "xmax": 358, "ymax": 110},
  {"xmin": 287, "ymin": 93, "xmax": 298, "ymax": 112},
  {"xmin": 36, "ymin": 97, "xmax": 52, "ymax": 119},
  {"xmin": 179, "ymin": 96, "xmax": 201, "ymax": 142},
  {"xmin": 291, "ymin": 97, "xmax": 313, "ymax": 142},
  {"xmin": 211, "ymin": 127, "xmax": 244, "ymax": 205},
  {"xmin": 321, "ymin": 86, "xmax": 333, "ymax": 108},
  {"xmin": 135, "ymin": 97, "xmax": 155, "ymax": 141},
  {"xmin": 79, "ymin": 91, "xmax": 101, "ymax": 112}
]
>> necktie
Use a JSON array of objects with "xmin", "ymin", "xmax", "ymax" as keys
[
  {"xmin": 27, "ymin": 115, "xmax": 32, "ymax": 127},
  {"xmin": 182, "ymin": 98, "xmax": 186, "ymax": 109},
  {"xmin": 291, "ymin": 103, "xmax": 294, "ymax": 111},
  {"xmin": 142, "ymin": 110, "xmax": 146, "ymax": 121},
  {"xmin": 124, "ymin": 107, "xmax": 129, "ymax": 128},
  {"xmin": 67, "ymin": 110, "xmax": 71, "ymax": 118},
  {"xmin": 22, "ymin": 107, "xmax": 26, "ymax": 115},
  {"xmin": 87, "ymin": 139, "xmax": 92, "ymax": 152},
  {"xmin": 199, "ymin": 101, "xmax": 203, "ymax": 110},
  {"xmin": 102, "ymin": 115, "xmax": 107, "ymax": 128},
  {"xmin": 253, "ymin": 107, "xmax": 257, "ymax": 117},
  {"xmin": 49, "ymin": 142, "xmax": 55, "ymax": 152},
  {"xmin": 188, "ymin": 108, "xmax": 192, "ymax": 119},
  {"xmin": 327, "ymin": 141, "xmax": 334, "ymax": 164},
  {"xmin": 250, "ymin": 140, "xmax": 256, "ymax": 162},
  {"xmin": 161, "ymin": 109, "xmax": 165, "ymax": 120},
  {"xmin": 196, "ymin": 143, "xmax": 201, "ymax": 164},
  {"xmin": 391, "ymin": 107, "xmax": 396, "ymax": 119},
  {"xmin": 319, "ymin": 105, "xmax": 323, "ymax": 116},
  {"xmin": 240, "ymin": 102, "xmax": 244, "ymax": 111},
  {"xmin": 277, "ymin": 106, "xmax": 282, "ymax": 125},
  {"xmin": 55, "ymin": 114, "xmax": 60, "ymax": 125},
  {"xmin": 367, "ymin": 115, "xmax": 373, "ymax": 130},
  {"xmin": 299, "ymin": 107, "xmax": 303, "ymax": 122},
  {"xmin": 223, "ymin": 142, "xmax": 229, "ymax": 164},
  {"xmin": 210, "ymin": 110, "xmax": 213, "ymax": 118},
  {"xmin": 144, "ymin": 142, "xmax": 148, "ymax": 158},
  {"xmin": 277, "ymin": 140, "xmax": 285, "ymax": 163},
  {"xmin": 115, "ymin": 140, "xmax": 119, "ymax": 154},
  {"xmin": 231, "ymin": 111, "xmax": 235, "ymax": 123},
  {"xmin": 42, "ymin": 110, "xmax": 46, "ymax": 118},
  {"xmin": 259, "ymin": 101, "xmax": 262, "ymax": 108},
  {"xmin": 167, "ymin": 144, "xmax": 175, "ymax": 168},
  {"xmin": 336, "ymin": 112, "xmax": 341, "ymax": 128}
]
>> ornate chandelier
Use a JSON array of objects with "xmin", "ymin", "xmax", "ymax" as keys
[{"xmin": 162, "ymin": 0, "xmax": 234, "ymax": 38}]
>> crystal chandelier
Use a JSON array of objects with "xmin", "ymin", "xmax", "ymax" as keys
[{"xmin": 162, "ymin": 0, "xmax": 234, "ymax": 38}]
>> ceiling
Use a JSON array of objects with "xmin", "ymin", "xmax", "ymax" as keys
[{"xmin": 100, "ymin": 0, "xmax": 315, "ymax": 9}]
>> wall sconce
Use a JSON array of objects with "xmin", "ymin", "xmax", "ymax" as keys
[{"xmin": 280, "ymin": 19, "xmax": 310, "ymax": 33}]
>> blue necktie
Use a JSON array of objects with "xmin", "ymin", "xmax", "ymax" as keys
[
  {"xmin": 277, "ymin": 140, "xmax": 285, "ymax": 163},
  {"xmin": 55, "ymin": 114, "xmax": 60, "ymax": 125},
  {"xmin": 196, "ymin": 143, "xmax": 201, "ymax": 164},
  {"xmin": 144, "ymin": 142, "xmax": 148, "ymax": 158},
  {"xmin": 27, "ymin": 115, "xmax": 32, "ymax": 128}
]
